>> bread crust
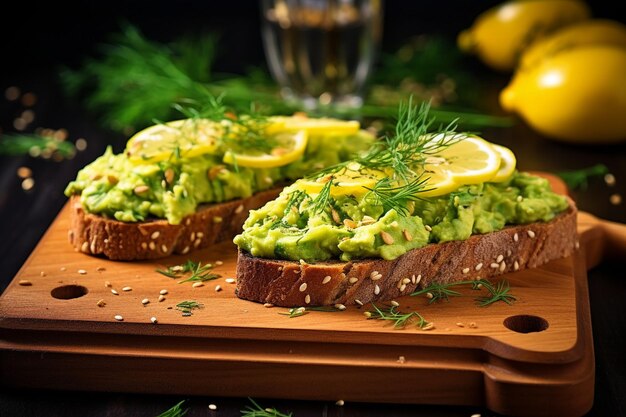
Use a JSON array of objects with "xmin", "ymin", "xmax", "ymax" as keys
[
  {"xmin": 235, "ymin": 199, "xmax": 578, "ymax": 307},
  {"xmin": 68, "ymin": 189, "xmax": 281, "ymax": 260}
]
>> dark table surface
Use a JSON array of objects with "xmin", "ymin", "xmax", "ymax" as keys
[{"xmin": 2, "ymin": 2, "xmax": 626, "ymax": 416}]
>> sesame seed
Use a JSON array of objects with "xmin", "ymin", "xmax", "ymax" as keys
[
  {"xmin": 151, "ymin": 231, "xmax": 160, "ymax": 239},
  {"xmin": 96, "ymin": 299, "xmax": 106, "ymax": 307},
  {"xmin": 190, "ymin": 232, "xmax": 196, "ymax": 241},
  {"xmin": 122, "ymin": 286, "xmax": 132, "ymax": 292},
  {"xmin": 299, "ymin": 282, "xmax": 308, "ymax": 292},
  {"xmin": 507, "ymin": 249, "xmax": 512, "ymax": 256},
  {"xmin": 331, "ymin": 209, "xmax": 341, "ymax": 224},
  {"xmin": 400, "ymin": 284, "xmax": 407, "ymax": 292},
  {"xmin": 305, "ymin": 294, "xmax": 311, "ymax": 304},
  {"xmin": 114, "ymin": 315, "xmax": 123, "ymax": 321},
  {"xmin": 422, "ymin": 322, "xmax": 435, "ymax": 331},
  {"xmin": 456, "ymin": 322, "xmax": 465, "ymax": 327},
  {"xmin": 355, "ymin": 299, "xmax": 364, "ymax": 306},
  {"xmin": 471, "ymin": 414, "xmax": 481, "ymax": 417},
  {"xmin": 181, "ymin": 246, "xmax": 190, "ymax": 254},
  {"xmin": 364, "ymin": 311, "xmax": 372, "ymax": 318},
  {"xmin": 349, "ymin": 277, "xmax": 358, "ymax": 284},
  {"xmin": 17, "ymin": 166, "xmax": 32, "ymax": 179},
  {"xmin": 514, "ymin": 261, "xmax": 520, "ymax": 271},
  {"xmin": 299, "ymin": 259, "xmax": 307, "ymax": 265},
  {"xmin": 151, "ymin": 317, "xmax": 158, "ymax": 324},
  {"xmin": 575, "ymin": 241, "xmax": 580, "ymax": 249},
  {"xmin": 225, "ymin": 278, "xmax": 236, "ymax": 284},
  {"xmin": 111, "ymin": 289, "xmax": 119, "ymax": 295},
  {"xmin": 499, "ymin": 262, "xmax": 506, "ymax": 272},
  {"xmin": 80, "ymin": 241, "xmax": 89, "ymax": 253},
  {"xmin": 490, "ymin": 263, "xmax": 499, "ymax": 269},
  {"xmin": 475, "ymin": 263, "xmax": 483, "ymax": 271},
  {"xmin": 415, "ymin": 274, "xmax": 422, "ymax": 285},
  {"xmin": 209, "ymin": 404, "xmax": 217, "ymax": 411},
  {"xmin": 75, "ymin": 137, "xmax": 88, "ymax": 151},
  {"xmin": 161, "ymin": 244, "xmax": 168, "ymax": 252},
  {"xmin": 335, "ymin": 304, "xmax": 346, "ymax": 310},
  {"xmin": 527, "ymin": 230, "xmax": 536, "ymax": 238},
  {"xmin": 514, "ymin": 233, "xmax": 519, "ymax": 242},
  {"xmin": 133, "ymin": 185, "xmax": 149, "ymax": 195},
  {"xmin": 496, "ymin": 255, "xmax": 504, "ymax": 263},
  {"xmin": 142, "ymin": 298, "xmax": 150, "ymax": 305},
  {"xmin": 235, "ymin": 204, "xmax": 245, "ymax": 214},
  {"xmin": 462, "ymin": 267, "xmax": 470, "ymax": 274},
  {"xmin": 21, "ymin": 178, "xmax": 35, "ymax": 191},
  {"xmin": 60, "ymin": 267, "xmax": 66, "ymax": 271},
  {"xmin": 149, "ymin": 242, "xmax": 156, "ymax": 251},
  {"xmin": 403, "ymin": 229, "xmax": 413, "ymax": 241},
  {"xmin": 336, "ymin": 400, "xmax": 345, "ymax": 406},
  {"xmin": 160, "ymin": 289, "xmax": 168, "ymax": 295},
  {"xmin": 18, "ymin": 279, "xmax": 32, "ymax": 286},
  {"xmin": 105, "ymin": 281, "xmax": 112, "ymax": 288},
  {"xmin": 215, "ymin": 260, "xmax": 223, "ymax": 266},
  {"xmin": 322, "ymin": 275, "xmax": 331, "ymax": 284},
  {"xmin": 411, "ymin": 274, "xmax": 416, "ymax": 284},
  {"xmin": 78, "ymin": 269, "xmax": 87, "ymax": 275},
  {"xmin": 374, "ymin": 284, "xmax": 380, "ymax": 295},
  {"xmin": 604, "ymin": 173, "xmax": 616, "ymax": 186},
  {"xmin": 370, "ymin": 271, "xmax": 382, "ymax": 281},
  {"xmin": 397, "ymin": 356, "xmax": 406, "ymax": 364},
  {"xmin": 426, "ymin": 292, "xmax": 433, "ymax": 299},
  {"xmin": 425, "ymin": 225, "xmax": 432, "ymax": 232},
  {"xmin": 96, "ymin": 267, "xmax": 106, "ymax": 272},
  {"xmin": 192, "ymin": 282, "xmax": 204, "ymax": 288},
  {"xmin": 158, "ymin": 294, "xmax": 166, "ymax": 302},
  {"xmin": 264, "ymin": 303, "xmax": 273, "ymax": 308},
  {"xmin": 213, "ymin": 216, "xmax": 223, "ymax": 223},
  {"xmin": 215, "ymin": 285, "xmax": 222, "ymax": 292},
  {"xmin": 401, "ymin": 278, "xmax": 410, "ymax": 284},
  {"xmin": 391, "ymin": 300, "xmax": 399, "ymax": 307},
  {"xmin": 390, "ymin": 221, "xmax": 398, "ymax": 228}
]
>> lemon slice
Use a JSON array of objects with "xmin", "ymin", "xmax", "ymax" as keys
[
  {"xmin": 416, "ymin": 165, "xmax": 459, "ymax": 197},
  {"xmin": 490, "ymin": 144, "xmax": 517, "ymax": 182},
  {"xmin": 268, "ymin": 115, "xmax": 360, "ymax": 135},
  {"xmin": 294, "ymin": 163, "xmax": 380, "ymax": 196},
  {"xmin": 126, "ymin": 119, "xmax": 220, "ymax": 164},
  {"xmin": 425, "ymin": 135, "xmax": 501, "ymax": 185},
  {"xmin": 222, "ymin": 130, "xmax": 308, "ymax": 168}
]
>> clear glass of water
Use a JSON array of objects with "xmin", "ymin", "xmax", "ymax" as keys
[{"xmin": 260, "ymin": 0, "xmax": 383, "ymax": 111}]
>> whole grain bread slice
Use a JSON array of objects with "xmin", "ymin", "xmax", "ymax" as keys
[
  {"xmin": 68, "ymin": 189, "xmax": 281, "ymax": 260},
  {"xmin": 235, "ymin": 199, "xmax": 578, "ymax": 307}
]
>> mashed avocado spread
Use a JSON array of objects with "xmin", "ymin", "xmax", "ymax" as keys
[
  {"xmin": 233, "ymin": 172, "xmax": 569, "ymax": 262},
  {"xmin": 65, "ymin": 118, "xmax": 373, "ymax": 224}
]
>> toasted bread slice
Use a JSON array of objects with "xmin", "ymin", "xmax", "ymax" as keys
[
  {"xmin": 235, "ymin": 199, "xmax": 577, "ymax": 307},
  {"xmin": 68, "ymin": 189, "xmax": 281, "ymax": 260}
]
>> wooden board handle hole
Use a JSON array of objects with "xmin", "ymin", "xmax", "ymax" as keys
[
  {"xmin": 51, "ymin": 285, "xmax": 89, "ymax": 300},
  {"xmin": 503, "ymin": 315, "xmax": 549, "ymax": 334}
]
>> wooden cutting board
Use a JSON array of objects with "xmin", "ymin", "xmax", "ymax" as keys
[{"xmin": 1, "ymin": 174, "xmax": 623, "ymax": 417}]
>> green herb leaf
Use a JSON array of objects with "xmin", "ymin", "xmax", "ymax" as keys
[
  {"xmin": 156, "ymin": 400, "xmax": 188, "ymax": 417},
  {"xmin": 175, "ymin": 300, "xmax": 204, "ymax": 316},
  {"xmin": 556, "ymin": 164, "xmax": 609, "ymax": 190},
  {"xmin": 0, "ymin": 133, "xmax": 76, "ymax": 159},
  {"xmin": 366, "ymin": 304, "xmax": 429, "ymax": 329},
  {"xmin": 240, "ymin": 397, "xmax": 293, "ymax": 417}
]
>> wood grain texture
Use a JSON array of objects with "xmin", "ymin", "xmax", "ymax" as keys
[{"xmin": 0, "ymin": 202, "xmax": 600, "ymax": 417}]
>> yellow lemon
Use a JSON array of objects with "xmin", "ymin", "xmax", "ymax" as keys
[
  {"xmin": 500, "ymin": 45, "xmax": 626, "ymax": 143},
  {"xmin": 267, "ymin": 115, "xmax": 360, "ymax": 135},
  {"xmin": 458, "ymin": 0, "xmax": 590, "ymax": 72},
  {"xmin": 294, "ymin": 162, "xmax": 381, "ymax": 197},
  {"xmin": 490, "ymin": 144, "xmax": 517, "ymax": 182},
  {"xmin": 222, "ymin": 130, "xmax": 308, "ymax": 168},
  {"xmin": 125, "ymin": 119, "xmax": 220, "ymax": 164}
]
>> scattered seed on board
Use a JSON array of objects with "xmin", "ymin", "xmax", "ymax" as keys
[
  {"xmin": 397, "ymin": 356, "xmax": 406, "ymax": 364},
  {"xmin": 215, "ymin": 285, "xmax": 222, "ymax": 292},
  {"xmin": 105, "ymin": 281, "xmax": 112, "ymax": 288},
  {"xmin": 78, "ymin": 269, "xmax": 87, "ymax": 275},
  {"xmin": 215, "ymin": 260, "xmax": 223, "ymax": 266},
  {"xmin": 111, "ymin": 289, "xmax": 119, "ymax": 295},
  {"xmin": 225, "ymin": 278, "xmax": 236, "ymax": 284},
  {"xmin": 114, "ymin": 315, "xmax": 123, "ymax": 321},
  {"xmin": 158, "ymin": 294, "xmax": 166, "ymax": 302},
  {"xmin": 336, "ymin": 400, "xmax": 345, "ymax": 406},
  {"xmin": 527, "ymin": 230, "xmax": 536, "ymax": 238},
  {"xmin": 456, "ymin": 322, "xmax": 465, "ymax": 327},
  {"xmin": 150, "ymin": 317, "xmax": 158, "ymax": 324},
  {"xmin": 18, "ymin": 280, "xmax": 32, "ymax": 286},
  {"xmin": 192, "ymin": 282, "xmax": 204, "ymax": 288},
  {"xmin": 159, "ymin": 289, "xmax": 168, "ymax": 295},
  {"xmin": 263, "ymin": 303, "xmax": 274, "ymax": 308},
  {"xmin": 209, "ymin": 404, "xmax": 217, "ymax": 411},
  {"xmin": 355, "ymin": 299, "xmax": 364, "ymax": 306},
  {"xmin": 96, "ymin": 299, "xmax": 106, "ymax": 307},
  {"xmin": 391, "ymin": 300, "xmax": 400, "ymax": 307},
  {"xmin": 142, "ymin": 298, "xmax": 150, "ymax": 305},
  {"xmin": 122, "ymin": 286, "xmax": 132, "ymax": 292}
]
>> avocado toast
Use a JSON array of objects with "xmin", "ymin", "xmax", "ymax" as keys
[
  {"xmin": 65, "ymin": 115, "xmax": 374, "ymax": 260},
  {"xmin": 233, "ymin": 103, "xmax": 577, "ymax": 306}
]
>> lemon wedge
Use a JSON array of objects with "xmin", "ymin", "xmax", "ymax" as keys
[
  {"xmin": 415, "ymin": 165, "xmax": 459, "ymax": 197},
  {"xmin": 223, "ymin": 130, "xmax": 308, "ymax": 168},
  {"xmin": 424, "ymin": 135, "xmax": 501, "ymax": 186},
  {"xmin": 268, "ymin": 115, "xmax": 360, "ymax": 135},
  {"xmin": 490, "ymin": 144, "xmax": 517, "ymax": 182},
  {"xmin": 125, "ymin": 119, "xmax": 220, "ymax": 164}
]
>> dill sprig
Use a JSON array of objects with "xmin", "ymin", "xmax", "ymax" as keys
[
  {"xmin": 310, "ymin": 179, "xmax": 333, "ymax": 214},
  {"xmin": 156, "ymin": 260, "xmax": 221, "ymax": 284},
  {"xmin": 241, "ymin": 398, "xmax": 292, "ymax": 417},
  {"xmin": 176, "ymin": 300, "xmax": 204, "ymax": 316},
  {"xmin": 156, "ymin": 400, "xmax": 188, "ymax": 417},
  {"xmin": 556, "ymin": 164, "xmax": 609, "ymax": 190},
  {"xmin": 411, "ymin": 278, "xmax": 517, "ymax": 306},
  {"xmin": 0, "ymin": 133, "xmax": 76, "ymax": 159},
  {"xmin": 366, "ymin": 304, "xmax": 429, "ymax": 329},
  {"xmin": 365, "ymin": 176, "xmax": 431, "ymax": 216}
]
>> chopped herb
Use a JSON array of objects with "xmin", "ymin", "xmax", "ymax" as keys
[
  {"xmin": 556, "ymin": 164, "xmax": 609, "ymax": 190},
  {"xmin": 476, "ymin": 279, "xmax": 517, "ymax": 307},
  {"xmin": 278, "ymin": 307, "xmax": 308, "ymax": 318},
  {"xmin": 366, "ymin": 304, "xmax": 429, "ymax": 329},
  {"xmin": 310, "ymin": 179, "xmax": 333, "ymax": 215},
  {"xmin": 0, "ymin": 133, "xmax": 76, "ymax": 159},
  {"xmin": 175, "ymin": 300, "xmax": 204, "ymax": 316},
  {"xmin": 411, "ymin": 278, "xmax": 516, "ymax": 306},
  {"xmin": 241, "ymin": 398, "xmax": 292, "ymax": 417},
  {"xmin": 365, "ymin": 175, "xmax": 431, "ymax": 216},
  {"xmin": 156, "ymin": 400, "xmax": 187, "ymax": 417},
  {"xmin": 156, "ymin": 260, "xmax": 221, "ymax": 284}
]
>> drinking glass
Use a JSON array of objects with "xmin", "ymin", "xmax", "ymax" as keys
[{"xmin": 260, "ymin": 0, "xmax": 383, "ymax": 111}]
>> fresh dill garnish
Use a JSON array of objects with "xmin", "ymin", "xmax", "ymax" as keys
[
  {"xmin": 306, "ymin": 306, "xmax": 346, "ymax": 312},
  {"xmin": 366, "ymin": 304, "xmax": 429, "ymax": 329},
  {"xmin": 556, "ymin": 164, "xmax": 610, "ymax": 190},
  {"xmin": 0, "ymin": 133, "xmax": 76, "ymax": 159},
  {"xmin": 411, "ymin": 278, "xmax": 517, "ymax": 306},
  {"xmin": 278, "ymin": 307, "xmax": 308, "ymax": 318},
  {"xmin": 175, "ymin": 300, "xmax": 204, "ymax": 316},
  {"xmin": 365, "ymin": 176, "xmax": 431, "ymax": 216},
  {"xmin": 241, "ymin": 398, "xmax": 293, "ymax": 417},
  {"xmin": 310, "ymin": 179, "xmax": 333, "ymax": 215},
  {"xmin": 156, "ymin": 260, "xmax": 221, "ymax": 284},
  {"xmin": 156, "ymin": 400, "xmax": 188, "ymax": 417}
]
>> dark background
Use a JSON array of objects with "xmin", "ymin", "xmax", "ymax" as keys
[{"xmin": 2, "ymin": 1, "xmax": 626, "ymax": 416}]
